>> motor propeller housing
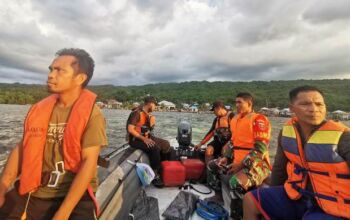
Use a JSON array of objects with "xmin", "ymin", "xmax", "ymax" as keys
[{"xmin": 176, "ymin": 120, "xmax": 192, "ymax": 149}]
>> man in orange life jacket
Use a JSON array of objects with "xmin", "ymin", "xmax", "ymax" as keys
[
  {"xmin": 0, "ymin": 48, "xmax": 107, "ymax": 220},
  {"xmin": 207, "ymin": 92, "xmax": 271, "ymax": 218},
  {"xmin": 127, "ymin": 96, "xmax": 171, "ymax": 188},
  {"xmin": 194, "ymin": 100, "xmax": 234, "ymax": 165},
  {"xmin": 220, "ymin": 92, "xmax": 271, "ymax": 174},
  {"xmin": 243, "ymin": 86, "xmax": 350, "ymax": 220}
]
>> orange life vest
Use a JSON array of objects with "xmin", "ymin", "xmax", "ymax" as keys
[
  {"xmin": 230, "ymin": 112, "xmax": 256, "ymax": 164},
  {"xmin": 20, "ymin": 89, "xmax": 96, "ymax": 195},
  {"xmin": 200, "ymin": 112, "xmax": 232, "ymax": 146},
  {"xmin": 281, "ymin": 118, "xmax": 350, "ymax": 219},
  {"xmin": 134, "ymin": 110, "xmax": 155, "ymax": 138},
  {"xmin": 215, "ymin": 114, "xmax": 230, "ymax": 129},
  {"xmin": 213, "ymin": 113, "xmax": 232, "ymax": 143}
]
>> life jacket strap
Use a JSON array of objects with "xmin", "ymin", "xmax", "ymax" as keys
[{"xmin": 87, "ymin": 185, "xmax": 100, "ymax": 217}]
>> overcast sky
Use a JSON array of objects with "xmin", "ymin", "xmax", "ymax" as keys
[{"xmin": 1, "ymin": 0, "xmax": 350, "ymax": 85}]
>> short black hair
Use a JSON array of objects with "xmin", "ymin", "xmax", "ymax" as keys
[
  {"xmin": 236, "ymin": 92, "xmax": 254, "ymax": 103},
  {"xmin": 289, "ymin": 86, "xmax": 324, "ymax": 103},
  {"xmin": 144, "ymin": 96, "xmax": 157, "ymax": 105},
  {"xmin": 55, "ymin": 48, "xmax": 94, "ymax": 87}
]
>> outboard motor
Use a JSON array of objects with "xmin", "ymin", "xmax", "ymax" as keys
[
  {"xmin": 173, "ymin": 120, "xmax": 202, "ymax": 159},
  {"xmin": 177, "ymin": 120, "xmax": 192, "ymax": 148}
]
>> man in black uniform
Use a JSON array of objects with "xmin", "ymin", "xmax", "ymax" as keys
[
  {"xmin": 127, "ymin": 96, "xmax": 171, "ymax": 187},
  {"xmin": 195, "ymin": 100, "xmax": 234, "ymax": 164}
]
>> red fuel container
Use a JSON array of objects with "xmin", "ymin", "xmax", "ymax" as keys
[
  {"xmin": 181, "ymin": 159, "xmax": 205, "ymax": 180},
  {"xmin": 161, "ymin": 161, "xmax": 186, "ymax": 187}
]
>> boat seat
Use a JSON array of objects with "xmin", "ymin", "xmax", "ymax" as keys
[{"xmin": 97, "ymin": 147, "xmax": 150, "ymax": 220}]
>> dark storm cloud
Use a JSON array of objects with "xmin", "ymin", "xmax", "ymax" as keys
[
  {"xmin": 0, "ymin": 66, "xmax": 45, "ymax": 83},
  {"xmin": 0, "ymin": 0, "xmax": 350, "ymax": 85},
  {"xmin": 302, "ymin": 0, "xmax": 350, "ymax": 24}
]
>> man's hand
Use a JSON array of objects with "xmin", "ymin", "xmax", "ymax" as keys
[
  {"xmin": 54, "ymin": 146, "xmax": 100, "ymax": 219},
  {"xmin": 143, "ymin": 138, "xmax": 155, "ymax": 148},
  {"xmin": 0, "ymin": 182, "xmax": 8, "ymax": 208},
  {"xmin": 217, "ymin": 157, "xmax": 228, "ymax": 167},
  {"xmin": 0, "ymin": 193, "xmax": 5, "ymax": 208},
  {"xmin": 227, "ymin": 163, "xmax": 243, "ymax": 175},
  {"xmin": 194, "ymin": 144, "xmax": 202, "ymax": 151},
  {"xmin": 0, "ymin": 143, "xmax": 22, "ymax": 208}
]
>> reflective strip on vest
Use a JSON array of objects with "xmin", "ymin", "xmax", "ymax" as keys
[
  {"xmin": 281, "ymin": 119, "xmax": 350, "ymax": 219},
  {"xmin": 281, "ymin": 136, "xmax": 299, "ymax": 156}
]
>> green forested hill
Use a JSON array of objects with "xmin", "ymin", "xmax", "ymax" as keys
[{"xmin": 1, "ymin": 79, "xmax": 350, "ymax": 111}]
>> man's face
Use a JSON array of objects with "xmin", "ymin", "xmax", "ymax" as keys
[
  {"xmin": 47, "ymin": 55, "xmax": 85, "ymax": 93},
  {"xmin": 290, "ymin": 91, "xmax": 326, "ymax": 126},
  {"xmin": 235, "ymin": 97, "xmax": 252, "ymax": 114},
  {"xmin": 148, "ymin": 102, "xmax": 156, "ymax": 112},
  {"xmin": 214, "ymin": 107, "xmax": 226, "ymax": 116}
]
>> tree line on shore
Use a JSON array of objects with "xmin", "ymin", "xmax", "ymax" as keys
[{"xmin": 1, "ymin": 79, "xmax": 350, "ymax": 111}]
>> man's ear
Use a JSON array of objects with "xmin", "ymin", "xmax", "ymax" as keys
[
  {"xmin": 289, "ymin": 103, "xmax": 294, "ymax": 113},
  {"xmin": 248, "ymin": 100, "xmax": 253, "ymax": 107},
  {"xmin": 75, "ymin": 73, "xmax": 87, "ymax": 86}
]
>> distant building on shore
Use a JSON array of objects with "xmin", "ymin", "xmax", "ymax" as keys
[
  {"xmin": 158, "ymin": 100, "xmax": 176, "ymax": 111},
  {"xmin": 182, "ymin": 103, "xmax": 190, "ymax": 110},
  {"xmin": 332, "ymin": 110, "xmax": 350, "ymax": 120},
  {"xmin": 96, "ymin": 101, "xmax": 106, "ymax": 109},
  {"xmin": 259, "ymin": 107, "xmax": 281, "ymax": 116},
  {"xmin": 279, "ymin": 108, "xmax": 292, "ymax": 117},
  {"xmin": 189, "ymin": 103, "xmax": 199, "ymax": 112},
  {"xmin": 106, "ymin": 99, "xmax": 123, "ymax": 109}
]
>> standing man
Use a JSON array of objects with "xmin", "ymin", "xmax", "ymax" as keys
[
  {"xmin": 195, "ymin": 100, "xmax": 234, "ymax": 165},
  {"xmin": 0, "ymin": 48, "xmax": 107, "ymax": 220},
  {"xmin": 209, "ymin": 92, "xmax": 271, "ymax": 219},
  {"xmin": 127, "ymin": 96, "xmax": 171, "ymax": 188},
  {"xmin": 243, "ymin": 86, "xmax": 350, "ymax": 220}
]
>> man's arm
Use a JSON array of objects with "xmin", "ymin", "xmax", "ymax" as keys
[
  {"xmin": 52, "ymin": 145, "xmax": 100, "ymax": 220},
  {"xmin": 128, "ymin": 124, "xmax": 145, "ymax": 141},
  {"xmin": 127, "ymin": 111, "xmax": 155, "ymax": 147},
  {"xmin": 0, "ymin": 142, "xmax": 22, "ymax": 207},
  {"xmin": 270, "ymin": 132, "xmax": 288, "ymax": 186},
  {"xmin": 337, "ymin": 131, "xmax": 350, "ymax": 167},
  {"xmin": 195, "ymin": 118, "xmax": 216, "ymax": 149},
  {"xmin": 128, "ymin": 124, "xmax": 155, "ymax": 147}
]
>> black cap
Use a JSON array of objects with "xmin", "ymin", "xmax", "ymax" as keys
[
  {"xmin": 144, "ymin": 96, "xmax": 157, "ymax": 105},
  {"xmin": 210, "ymin": 100, "xmax": 226, "ymax": 111}
]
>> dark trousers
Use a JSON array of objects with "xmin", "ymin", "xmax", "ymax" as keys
[
  {"xmin": 129, "ymin": 136, "xmax": 171, "ymax": 172},
  {"xmin": 0, "ymin": 187, "xmax": 97, "ymax": 220}
]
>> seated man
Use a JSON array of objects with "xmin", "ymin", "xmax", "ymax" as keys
[
  {"xmin": 0, "ymin": 48, "xmax": 107, "ymax": 219},
  {"xmin": 194, "ymin": 100, "xmax": 234, "ymax": 165},
  {"xmin": 243, "ymin": 86, "xmax": 350, "ymax": 220},
  {"xmin": 208, "ymin": 92, "xmax": 271, "ymax": 219},
  {"xmin": 127, "ymin": 96, "xmax": 171, "ymax": 188}
]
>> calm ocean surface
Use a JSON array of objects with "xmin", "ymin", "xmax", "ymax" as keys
[{"xmin": 2, "ymin": 104, "xmax": 347, "ymax": 168}]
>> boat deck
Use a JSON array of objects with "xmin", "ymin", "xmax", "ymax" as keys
[
  {"xmin": 145, "ymin": 182, "xmax": 215, "ymax": 219},
  {"xmin": 97, "ymin": 146, "xmax": 231, "ymax": 219}
]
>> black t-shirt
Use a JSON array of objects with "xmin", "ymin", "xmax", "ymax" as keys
[
  {"xmin": 127, "ymin": 109, "xmax": 141, "ymax": 127},
  {"xmin": 126, "ymin": 108, "xmax": 153, "ymax": 140}
]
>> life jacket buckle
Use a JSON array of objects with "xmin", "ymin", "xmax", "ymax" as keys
[
  {"xmin": 55, "ymin": 161, "xmax": 65, "ymax": 174},
  {"xmin": 47, "ymin": 161, "xmax": 65, "ymax": 188},
  {"xmin": 47, "ymin": 170, "xmax": 61, "ymax": 187}
]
